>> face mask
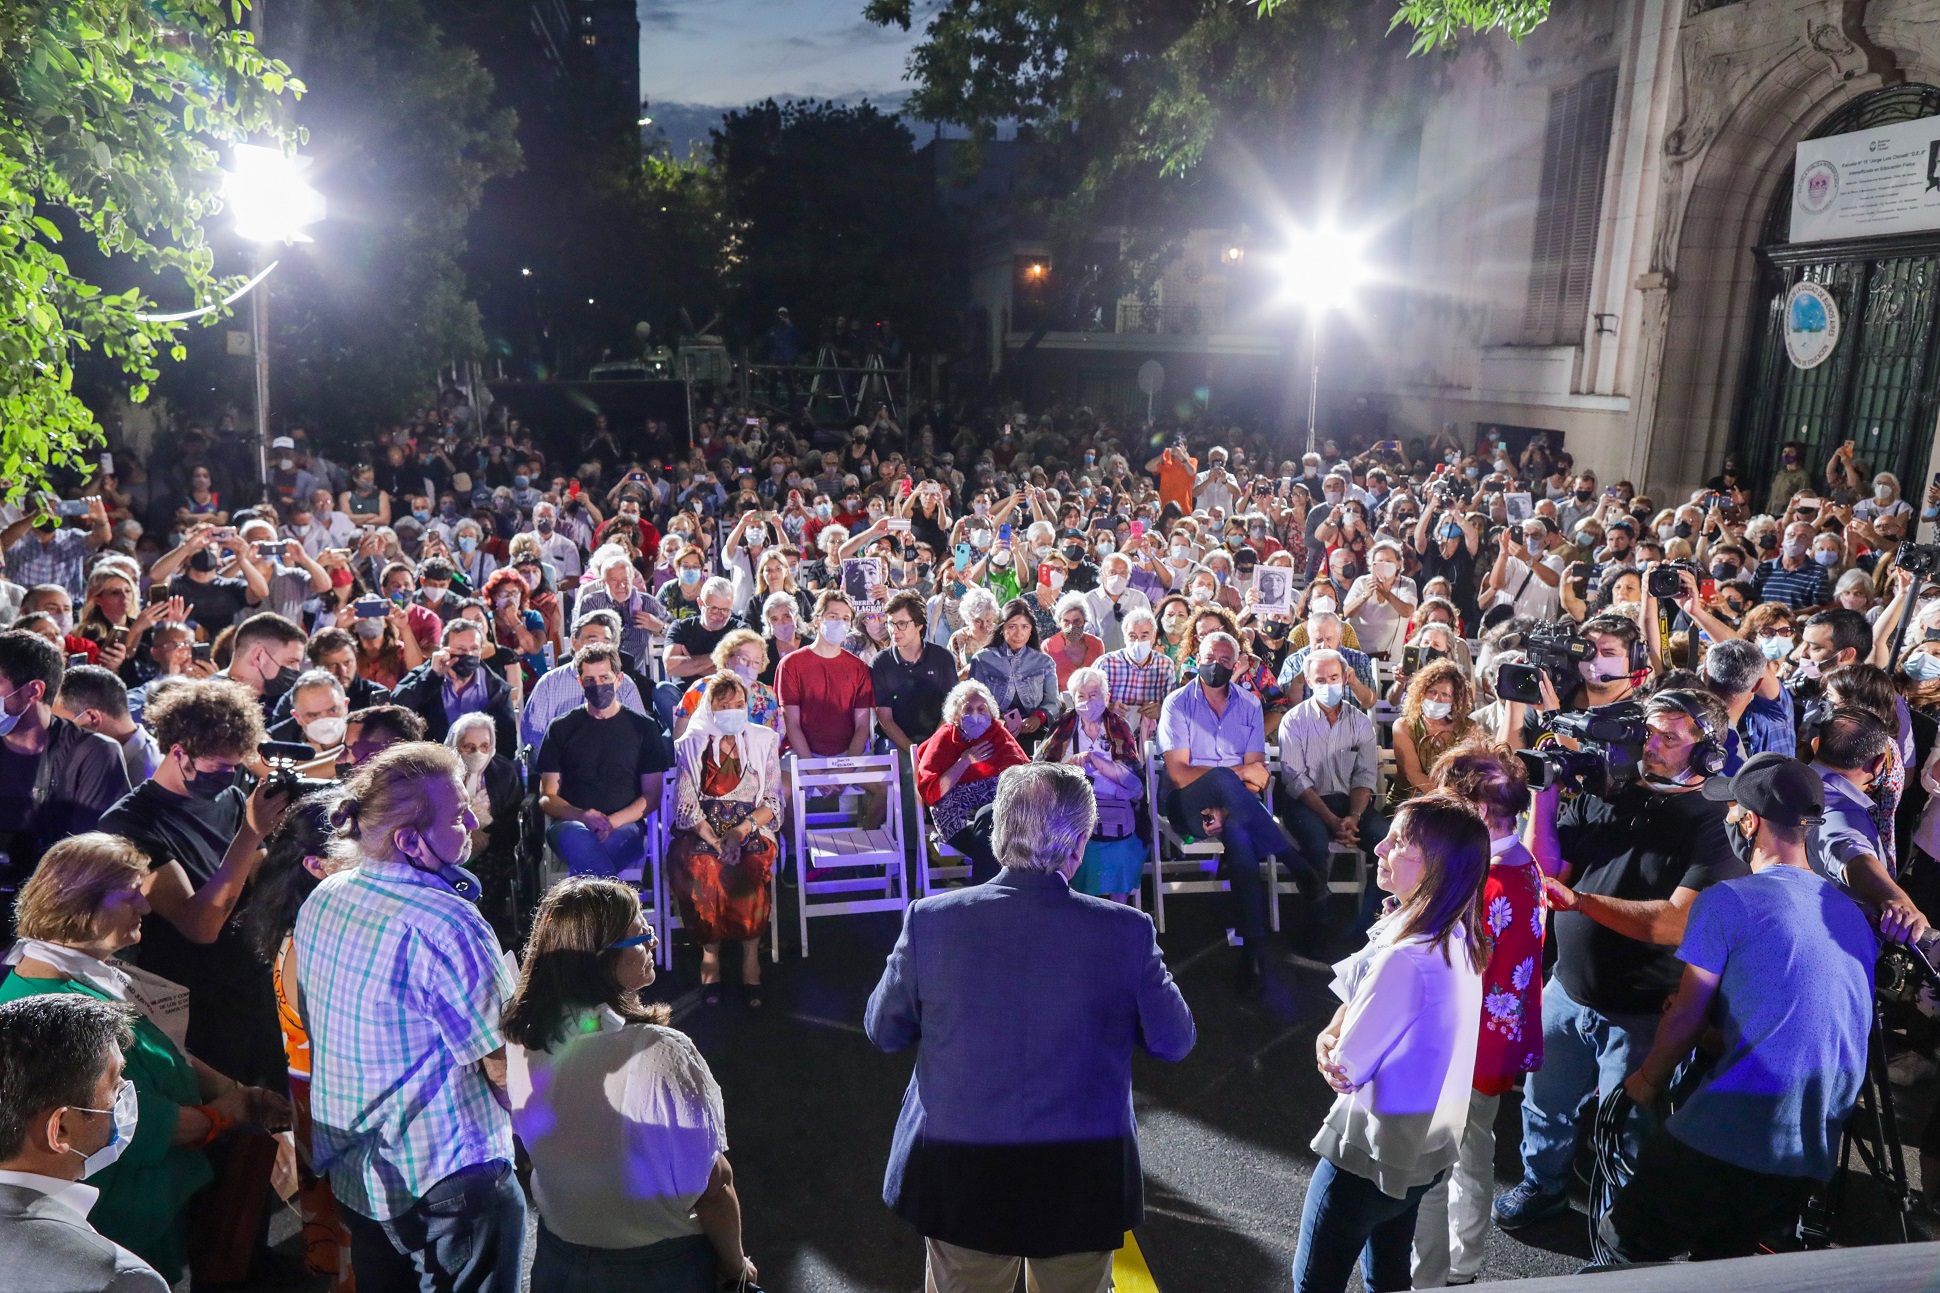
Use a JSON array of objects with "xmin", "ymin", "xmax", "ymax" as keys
[
  {"xmin": 182, "ymin": 759, "xmax": 237, "ymax": 801},
  {"xmin": 1170, "ymin": 544, "xmax": 1190, "ymax": 564},
  {"xmin": 304, "ymin": 715, "xmax": 347, "ymax": 747},
  {"xmin": 1575, "ymin": 488, "xmax": 1593, "ymax": 501},
  {"xmin": 1045, "ymin": 570, "xmax": 1066, "ymax": 591},
  {"xmin": 1161, "ymin": 614, "xmax": 1187, "ymax": 635},
  {"xmin": 67, "ymin": 1078, "xmax": 138, "ymax": 1178},
  {"xmin": 959, "ymin": 711, "xmax": 991, "ymax": 739},
  {"xmin": 458, "ymin": 536, "xmax": 478, "ymax": 554},
  {"xmin": 1198, "ymin": 660, "xmax": 1234, "ymax": 690},
  {"xmin": 1422, "ymin": 698, "xmax": 1453, "ymax": 721},
  {"xmin": 1190, "ymin": 584, "xmax": 1214, "ymax": 603},
  {"xmin": 1727, "ymin": 814, "xmax": 1757, "ymax": 867},
  {"xmin": 816, "ymin": 503, "xmax": 833, "ymax": 519},
  {"xmin": 820, "ymin": 618, "xmax": 848, "ymax": 646},
  {"xmin": 1876, "ymin": 485, "xmax": 1894, "ymax": 503},
  {"xmin": 583, "ymin": 679, "xmax": 616, "ymax": 709},
  {"xmin": 188, "ymin": 548, "xmax": 219, "ymax": 573},
  {"xmin": 1309, "ymin": 596, "xmax": 1337, "ymax": 615},
  {"xmin": 448, "ymin": 653, "xmax": 481, "ymax": 681},
  {"xmin": 1814, "ymin": 548, "xmax": 1840, "ymax": 567},
  {"xmin": 1128, "ymin": 638, "xmax": 1154, "ymax": 664},
  {"xmin": 1371, "ymin": 561, "xmax": 1397, "ymax": 580},
  {"xmin": 1311, "ymin": 681, "xmax": 1346, "ymax": 708},
  {"xmin": 263, "ymin": 658, "xmax": 302, "ymax": 699},
  {"xmin": 773, "ymin": 620, "xmax": 796, "ymax": 641},
  {"xmin": 990, "ymin": 549, "xmax": 1011, "ymax": 567},
  {"xmin": 1907, "ymin": 652, "xmax": 1940, "ymax": 682},
  {"xmin": 354, "ymin": 618, "xmax": 387, "ymax": 643},
  {"xmin": 1710, "ymin": 562, "xmax": 1738, "ymax": 582},
  {"xmin": 729, "ymin": 660, "xmax": 758, "ymax": 685},
  {"xmin": 970, "ymin": 529, "xmax": 992, "ymax": 549},
  {"xmin": 1581, "ymin": 656, "xmax": 1629, "ymax": 683},
  {"xmin": 1096, "ymin": 539, "xmax": 1116, "ymax": 559},
  {"xmin": 1759, "ymin": 634, "xmax": 1793, "ymax": 661},
  {"xmin": 712, "ymin": 708, "xmax": 749, "ymax": 737},
  {"xmin": 1464, "ymin": 467, "xmax": 1481, "ymax": 480},
  {"xmin": 1782, "ymin": 539, "xmax": 1807, "ymax": 560},
  {"xmin": 1102, "ymin": 574, "xmax": 1128, "ymax": 597},
  {"xmin": 679, "ymin": 566, "xmax": 705, "ymax": 586}
]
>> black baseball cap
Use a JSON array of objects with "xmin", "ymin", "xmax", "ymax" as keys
[{"xmin": 1699, "ymin": 753, "xmax": 1824, "ymax": 827}]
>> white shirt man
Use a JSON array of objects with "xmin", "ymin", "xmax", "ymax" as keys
[
  {"xmin": 1492, "ymin": 520, "xmax": 1567, "ymax": 621},
  {"xmin": 1082, "ymin": 554, "xmax": 1151, "ymax": 653},
  {"xmin": 529, "ymin": 502, "xmax": 582, "ymax": 581}
]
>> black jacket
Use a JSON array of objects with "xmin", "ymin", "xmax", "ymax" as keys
[
  {"xmin": 268, "ymin": 674, "xmax": 391, "ymax": 727},
  {"xmin": 389, "ymin": 662, "xmax": 519, "ymax": 753}
]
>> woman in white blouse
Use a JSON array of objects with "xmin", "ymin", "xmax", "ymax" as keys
[
  {"xmin": 504, "ymin": 876, "xmax": 757, "ymax": 1293},
  {"xmin": 1292, "ymin": 794, "xmax": 1491, "ymax": 1293},
  {"xmin": 665, "ymin": 672, "xmax": 784, "ymax": 1006}
]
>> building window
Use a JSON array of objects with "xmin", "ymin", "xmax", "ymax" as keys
[{"xmin": 1523, "ymin": 69, "xmax": 1617, "ymax": 346}]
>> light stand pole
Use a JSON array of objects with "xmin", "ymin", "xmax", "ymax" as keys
[
  {"xmin": 252, "ymin": 245, "xmax": 271, "ymax": 488},
  {"xmin": 1304, "ymin": 310, "xmax": 1323, "ymax": 457}
]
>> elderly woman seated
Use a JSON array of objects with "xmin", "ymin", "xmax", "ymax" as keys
[
  {"xmin": 446, "ymin": 712, "xmax": 528, "ymax": 948},
  {"xmin": 915, "ymin": 679, "xmax": 1031, "ymax": 883},
  {"xmin": 673, "ymin": 628, "xmax": 785, "ymax": 740},
  {"xmin": 1035, "ymin": 666, "xmax": 1145, "ymax": 903},
  {"xmin": 0, "ymin": 833, "xmax": 290, "ymax": 1284},
  {"xmin": 666, "ymin": 672, "xmax": 784, "ymax": 1006}
]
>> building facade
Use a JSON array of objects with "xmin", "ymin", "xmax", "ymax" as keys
[{"xmin": 1382, "ymin": 0, "xmax": 1940, "ymax": 502}]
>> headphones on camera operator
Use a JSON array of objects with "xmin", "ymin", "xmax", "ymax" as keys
[{"xmin": 1647, "ymin": 689, "xmax": 1727, "ymax": 779}]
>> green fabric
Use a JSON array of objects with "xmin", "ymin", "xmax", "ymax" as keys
[
  {"xmin": 985, "ymin": 565, "xmax": 1021, "ymax": 605},
  {"xmin": 0, "ymin": 971, "xmax": 212, "ymax": 1280}
]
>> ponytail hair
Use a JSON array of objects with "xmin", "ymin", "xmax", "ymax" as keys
[{"xmin": 327, "ymin": 742, "xmax": 465, "ymax": 868}]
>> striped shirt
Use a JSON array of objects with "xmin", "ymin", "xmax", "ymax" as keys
[
  {"xmin": 293, "ymin": 858, "xmax": 516, "ymax": 1221},
  {"xmin": 5, "ymin": 528, "xmax": 92, "ymax": 598},
  {"xmin": 1752, "ymin": 559, "xmax": 1828, "ymax": 609},
  {"xmin": 1097, "ymin": 646, "xmax": 1178, "ymax": 710}
]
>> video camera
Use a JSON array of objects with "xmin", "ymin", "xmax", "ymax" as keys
[
  {"xmin": 1514, "ymin": 701, "xmax": 1647, "ymax": 796},
  {"xmin": 1494, "ymin": 626, "xmax": 1594, "ymax": 704},
  {"xmin": 259, "ymin": 741, "xmax": 336, "ymax": 800},
  {"xmin": 1897, "ymin": 541, "xmax": 1940, "ymax": 579}
]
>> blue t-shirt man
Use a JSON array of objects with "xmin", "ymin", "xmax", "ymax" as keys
[{"xmin": 1667, "ymin": 863, "xmax": 1875, "ymax": 1179}]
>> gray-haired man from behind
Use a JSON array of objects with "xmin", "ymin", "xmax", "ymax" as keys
[
  {"xmin": 0, "ymin": 994, "xmax": 166, "ymax": 1292},
  {"xmin": 866, "ymin": 762, "xmax": 1195, "ymax": 1293},
  {"xmin": 1700, "ymin": 635, "xmax": 1796, "ymax": 769}
]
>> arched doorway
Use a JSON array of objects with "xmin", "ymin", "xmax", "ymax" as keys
[{"xmin": 1729, "ymin": 84, "xmax": 1940, "ymax": 498}]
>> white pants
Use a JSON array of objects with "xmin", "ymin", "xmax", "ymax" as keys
[
  {"xmin": 925, "ymin": 1237, "xmax": 1113, "ymax": 1293},
  {"xmin": 1411, "ymin": 1090, "xmax": 1501, "ymax": 1287}
]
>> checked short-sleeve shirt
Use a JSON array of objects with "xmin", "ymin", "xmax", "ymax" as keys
[
  {"xmin": 1097, "ymin": 646, "xmax": 1178, "ymax": 711},
  {"xmin": 293, "ymin": 858, "xmax": 516, "ymax": 1221}
]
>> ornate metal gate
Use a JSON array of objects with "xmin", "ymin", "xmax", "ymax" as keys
[{"xmin": 1730, "ymin": 85, "xmax": 1940, "ymax": 498}]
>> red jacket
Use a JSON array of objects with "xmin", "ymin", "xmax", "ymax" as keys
[{"xmin": 913, "ymin": 720, "xmax": 1029, "ymax": 806}]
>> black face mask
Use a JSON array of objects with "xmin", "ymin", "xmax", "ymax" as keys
[
  {"xmin": 1199, "ymin": 660, "xmax": 1235, "ymax": 690},
  {"xmin": 1726, "ymin": 815, "xmax": 1756, "ymax": 867},
  {"xmin": 1575, "ymin": 489, "xmax": 1593, "ymax": 501},
  {"xmin": 183, "ymin": 763, "xmax": 237, "ymax": 801},
  {"xmin": 188, "ymin": 548, "xmax": 219, "ymax": 573},
  {"xmin": 1673, "ymin": 522, "xmax": 1692, "ymax": 540},
  {"xmin": 448, "ymin": 653, "xmax": 481, "ymax": 680},
  {"xmin": 1063, "ymin": 545, "xmax": 1086, "ymax": 564},
  {"xmin": 582, "ymin": 680, "xmax": 616, "ymax": 710}
]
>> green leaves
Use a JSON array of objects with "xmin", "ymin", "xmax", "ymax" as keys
[{"xmin": 0, "ymin": 0, "xmax": 298, "ymax": 499}]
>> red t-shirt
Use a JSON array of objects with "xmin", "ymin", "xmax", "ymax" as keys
[
  {"xmin": 1474, "ymin": 849, "xmax": 1545, "ymax": 1096},
  {"xmin": 1044, "ymin": 631, "xmax": 1104, "ymax": 689},
  {"xmin": 776, "ymin": 647, "xmax": 876, "ymax": 756}
]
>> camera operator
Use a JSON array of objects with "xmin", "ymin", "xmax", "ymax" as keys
[
  {"xmin": 1810, "ymin": 708, "xmax": 1928, "ymax": 944},
  {"xmin": 1493, "ymin": 688, "xmax": 1743, "ymax": 1229},
  {"xmin": 1504, "ymin": 613, "xmax": 1641, "ymax": 751},
  {"xmin": 1603, "ymin": 754, "xmax": 1874, "ymax": 1261}
]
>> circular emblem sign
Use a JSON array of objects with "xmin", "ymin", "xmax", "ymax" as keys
[
  {"xmin": 1797, "ymin": 158, "xmax": 1840, "ymax": 215},
  {"xmin": 1783, "ymin": 281, "xmax": 1841, "ymax": 370}
]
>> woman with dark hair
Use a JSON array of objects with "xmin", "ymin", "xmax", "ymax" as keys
[
  {"xmin": 243, "ymin": 792, "xmax": 355, "ymax": 1292},
  {"xmin": 967, "ymin": 598, "xmax": 1061, "ymax": 752},
  {"xmin": 504, "ymin": 877, "xmax": 757, "ymax": 1293},
  {"xmin": 1292, "ymin": 794, "xmax": 1491, "ymax": 1293}
]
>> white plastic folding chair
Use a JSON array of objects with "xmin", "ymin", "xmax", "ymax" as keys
[
  {"xmin": 1145, "ymin": 742, "xmax": 1287, "ymax": 935},
  {"xmin": 912, "ymin": 790, "xmax": 971, "ymax": 897},
  {"xmin": 787, "ymin": 752, "xmax": 910, "ymax": 956}
]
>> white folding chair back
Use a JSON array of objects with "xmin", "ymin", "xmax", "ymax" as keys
[
  {"xmin": 912, "ymin": 789, "xmax": 971, "ymax": 897},
  {"xmin": 788, "ymin": 753, "xmax": 909, "ymax": 955}
]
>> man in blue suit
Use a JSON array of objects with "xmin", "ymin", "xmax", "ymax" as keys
[{"xmin": 866, "ymin": 761, "xmax": 1196, "ymax": 1293}]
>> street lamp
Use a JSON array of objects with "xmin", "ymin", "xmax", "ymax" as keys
[
  {"xmin": 222, "ymin": 144, "xmax": 325, "ymax": 486},
  {"xmin": 1272, "ymin": 224, "xmax": 1368, "ymax": 455}
]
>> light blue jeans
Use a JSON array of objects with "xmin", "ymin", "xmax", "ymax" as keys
[{"xmin": 1516, "ymin": 976, "xmax": 1660, "ymax": 1194}]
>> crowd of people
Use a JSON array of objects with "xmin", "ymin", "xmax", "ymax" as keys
[{"xmin": 0, "ymin": 398, "xmax": 1932, "ymax": 1292}]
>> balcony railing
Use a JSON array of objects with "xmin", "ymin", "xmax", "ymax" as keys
[{"xmin": 1115, "ymin": 302, "xmax": 1223, "ymax": 335}]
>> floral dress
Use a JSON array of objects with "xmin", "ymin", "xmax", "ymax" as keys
[
  {"xmin": 667, "ymin": 732, "xmax": 784, "ymax": 943},
  {"xmin": 1475, "ymin": 846, "xmax": 1545, "ymax": 1095}
]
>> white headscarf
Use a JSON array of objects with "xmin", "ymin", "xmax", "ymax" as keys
[
  {"xmin": 683, "ymin": 683, "xmax": 748, "ymax": 765},
  {"xmin": 3, "ymin": 939, "xmax": 131, "ymax": 1000}
]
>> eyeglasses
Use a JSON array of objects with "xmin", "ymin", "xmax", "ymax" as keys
[{"xmin": 607, "ymin": 928, "xmax": 658, "ymax": 951}]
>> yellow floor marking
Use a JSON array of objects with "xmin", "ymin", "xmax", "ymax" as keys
[{"xmin": 1114, "ymin": 1229, "xmax": 1161, "ymax": 1293}]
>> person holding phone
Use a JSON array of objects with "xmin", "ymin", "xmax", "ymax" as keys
[{"xmin": 0, "ymin": 495, "xmax": 111, "ymax": 600}]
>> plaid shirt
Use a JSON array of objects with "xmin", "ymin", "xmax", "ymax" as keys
[
  {"xmin": 1098, "ymin": 645, "xmax": 1178, "ymax": 709},
  {"xmin": 293, "ymin": 858, "xmax": 516, "ymax": 1220},
  {"xmin": 5, "ymin": 528, "xmax": 91, "ymax": 598}
]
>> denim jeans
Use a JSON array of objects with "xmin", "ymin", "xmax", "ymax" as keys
[
  {"xmin": 1291, "ymin": 1157, "xmax": 1440, "ymax": 1293},
  {"xmin": 1163, "ymin": 766, "xmax": 1294, "ymax": 944},
  {"xmin": 530, "ymin": 1225, "xmax": 715, "ymax": 1293},
  {"xmin": 1283, "ymin": 793, "xmax": 1389, "ymax": 884},
  {"xmin": 341, "ymin": 1160, "xmax": 526, "ymax": 1293},
  {"xmin": 1517, "ymin": 977, "xmax": 1661, "ymax": 1194},
  {"xmin": 548, "ymin": 820, "xmax": 647, "ymax": 877}
]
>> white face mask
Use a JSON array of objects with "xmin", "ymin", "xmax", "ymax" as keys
[
  {"xmin": 820, "ymin": 618, "xmax": 849, "ymax": 646},
  {"xmin": 1876, "ymin": 484, "xmax": 1895, "ymax": 503},
  {"xmin": 67, "ymin": 1078, "xmax": 138, "ymax": 1178},
  {"xmin": 1103, "ymin": 574, "xmax": 1128, "ymax": 596},
  {"xmin": 1309, "ymin": 596, "xmax": 1337, "ymax": 615},
  {"xmin": 303, "ymin": 715, "xmax": 347, "ymax": 748},
  {"xmin": 1190, "ymin": 584, "xmax": 1214, "ymax": 603},
  {"xmin": 713, "ymin": 708, "xmax": 749, "ymax": 736},
  {"xmin": 1421, "ymin": 699, "xmax": 1453, "ymax": 721},
  {"xmin": 1128, "ymin": 638, "xmax": 1154, "ymax": 664},
  {"xmin": 1045, "ymin": 570, "xmax": 1066, "ymax": 590},
  {"xmin": 460, "ymin": 749, "xmax": 491, "ymax": 776},
  {"xmin": 1311, "ymin": 682, "xmax": 1346, "ymax": 708}
]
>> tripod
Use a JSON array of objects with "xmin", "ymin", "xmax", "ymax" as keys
[{"xmin": 1799, "ymin": 998, "xmax": 1917, "ymax": 1247}]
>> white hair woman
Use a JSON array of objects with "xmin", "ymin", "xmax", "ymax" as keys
[
  {"xmin": 948, "ymin": 586, "xmax": 1001, "ymax": 676},
  {"xmin": 445, "ymin": 712, "xmax": 527, "ymax": 947},
  {"xmin": 666, "ymin": 672, "xmax": 784, "ymax": 1005},
  {"xmin": 1033, "ymin": 666, "xmax": 1144, "ymax": 903},
  {"xmin": 914, "ymin": 680, "xmax": 1030, "ymax": 882},
  {"xmin": 1047, "ymin": 590, "xmax": 1102, "ymax": 689},
  {"xmin": 576, "ymin": 545, "xmax": 669, "ymax": 666}
]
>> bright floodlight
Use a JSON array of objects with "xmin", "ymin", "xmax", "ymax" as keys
[
  {"xmin": 224, "ymin": 144, "xmax": 326, "ymax": 244},
  {"xmin": 1276, "ymin": 225, "xmax": 1369, "ymax": 314}
]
